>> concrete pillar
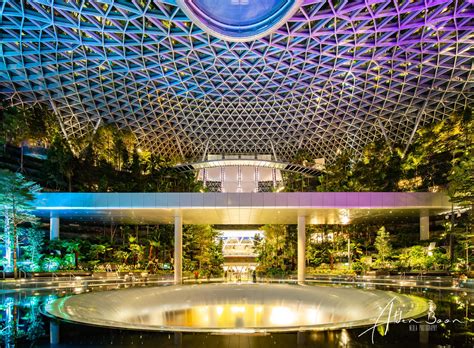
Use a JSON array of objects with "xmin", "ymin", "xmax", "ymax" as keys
[
  {"xmin": 174, "ymin": 214, "xmax": 183, "ymax": 285},
  {"xmin": 297, "ymin": 215, "xmax": 306, "ymax": 284},
  {"xmin": 50, "ymin": 215, "xmax": 60, "ymax": 240},
  {"xmin": 420, "ymin": 210, "xmax": 430, "ymax": 241}
]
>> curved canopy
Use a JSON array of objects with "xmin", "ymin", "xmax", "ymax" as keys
[
  {"xmin": 0, "ymin": 1, "xmax": 471, "ymax": 161},
  {"xmin": 175, "ymin": 158, "xmax": 323, "ymax": 176}
]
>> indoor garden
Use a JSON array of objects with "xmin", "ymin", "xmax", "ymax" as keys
[
  {"xmin": 0, "ymin": 0, "xmax": 472, "ymax": 347},
  {"xmin": 0, "ymin": 104, "xmax": 472, "ymax": 347}
]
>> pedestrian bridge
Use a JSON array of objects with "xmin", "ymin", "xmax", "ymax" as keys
[{"xmin": 33, "ymin": 192, "xmax": 453, "ymax": 284}]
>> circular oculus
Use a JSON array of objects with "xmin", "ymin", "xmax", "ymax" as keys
[{"xmin": 177, "ymin": 0, "xmax": 302, "ymax": 42}]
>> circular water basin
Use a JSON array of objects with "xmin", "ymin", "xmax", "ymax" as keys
[{"xmin": 45, "ymin": 283, "xmax": 430, "ymax": 333}]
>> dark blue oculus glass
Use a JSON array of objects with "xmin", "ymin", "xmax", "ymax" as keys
[{"xmin": 179, "ymin": 0, "xmax": 300, "ymax": 41}]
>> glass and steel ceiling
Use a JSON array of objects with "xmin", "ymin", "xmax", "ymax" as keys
[{"xmin": 0, "ymin": 1, "xmax": 471, "ymax": 162}]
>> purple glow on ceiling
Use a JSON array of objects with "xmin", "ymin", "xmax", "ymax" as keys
[{"xmin": 0, "ymin": 1, "xmax": 471, "ymax": 161}]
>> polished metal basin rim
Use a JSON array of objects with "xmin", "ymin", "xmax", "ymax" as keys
[{"xmin": 45, "ymin": 283, "xmax": 430, "ymax": 333}]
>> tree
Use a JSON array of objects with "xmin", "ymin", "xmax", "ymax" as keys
[
  {"xmin": 61, "ymin": 240, "xmax": 82, "ymax": 269},
  {"xmin": 0, "ymin": 104, "xmax": 57, "ymax": 173},
  {"xmin": 0, "ymin": 104, "xmax": 53, "ymax": 147},
  {"xmin": 401, "ymin": 107, "xmax": 472, "ymax": 192},
  {"xmin": 0, "ymin": 170, "xmax": 40, "ymax": 278},
  {"xmin": 147, "ymin": 240, "xmax": 161, "ymax": 262},
  {"xmin": 201, "ymin": 239, "xmax": 224, "ymax": 277},
  {"xmin": 307, "ymin": 240, "xmax": 332, "ymax": 268},
  {"xmin": 317, "ymin": 150, "xmax": 356, "ymax": 192},
  {"xmin": 0, "ymin": 106, "xmax": 31, "ymax": 147},
  {"xmin": 397, "ymin": 245, "xmax": 436, "ymax": 271},
  {"xmin": 88, "ymin": 243, "xmax": 110, "ymax": 261},
  {"xmin": 20, "ymin": 227, "xmax": 44, "ymax": 271},
  {"xmin": 128, "ymin": 236, "xmax": 145, "ymax": 268},
  {"xmin": 374, "ymin": 226, "xmax": 392, "ymax": 268},
  {"xmin": 183, "ymin": 225, "xmax": 222, "ymax": 272},
  {"xmin": 317, "ymin": 140, "xmax": 404, "ymax": 192},
  {"xmin": 43, "ymin": 136, "xmax": 77, "ymax": 191},
  {"xmin": 352, "ymin": 141, "xmax": 403, "ymax": 191},
  {"xmin": 256, "ymin": 225, "xmax": 298, "ymax": 275}
]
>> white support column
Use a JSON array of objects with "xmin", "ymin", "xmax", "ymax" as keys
[
  {"xmin": 420, "ymin": 210, "xmax": 430, "ymax": 241},
  {"xmin": 50, "ymin": 214, "xmax": 60, "ymax": 240},
  {"xmin": 174, "ymin": 214, "xmax": 183, "ymax": 285},
  {"xmin": 297, "ymin": 215, "xmax": 306, "ymax": 284}
]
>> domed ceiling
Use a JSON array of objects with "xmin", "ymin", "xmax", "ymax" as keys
[{"xmin": 0, "ymin": 0, "xmax": 471, "ymax": 161}]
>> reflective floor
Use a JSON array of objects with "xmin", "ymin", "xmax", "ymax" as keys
[{"xmin": 0, "ymin": 279, "xmax": 472, "ymax": 347}]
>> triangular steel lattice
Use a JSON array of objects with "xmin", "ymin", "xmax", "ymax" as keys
[{"xmin": 0, "ymin": 1, "xmax": 472, "ymax": 162}]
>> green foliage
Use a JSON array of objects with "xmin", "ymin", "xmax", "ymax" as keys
[
  {"xmin": 0, "ymin": 104, "xmax": 57, "ymax": 146},
  {"xmin": 20, "ymin": 227, "xmax": 44, "ymax": 271},
  {"xmin": 34, "ymin": 224, "xmax": 223, "ymax": 274},
  {"xmin": 41, "ymin": 256, "xmax": 61, "ymax": 272},
  {"xmin": 401, "ymin": 245, "xmax": 426, "ymax": 270},
  {"xmin": 305, "ymin": 226, "xmax": 358, "ymax": 272},
  {"xmin": 61, "ymin": 253, "xmax": 76, "ymax": 269},
  {"xmin": 317, "ymin": 142, "xmax": 403, "ymax": 192},
  {"xmin": 0, "ymin": 293, "xmax": 51, "ymax": 345},
  {"xmin": 113, "ymin": 250, "xmax": 130, "ymax": 265},
  {"xmin": 395, "ymin": 245, "xmax": 449, "ymax": 271},
  {"xmin": 255, "ymin": 225, "xmax": 297, "ymax": 274},
  {"xmin": 282, "ymin": 172, "xmax": 319, "ymax": 192},
  {"xmin": 43, "ymin": 135, "xmax": 77, "ymax": 191},
  {"xmin": 1, "ymin": 104, "xmax": 470, "ymax": 197},
  {"xmin": 317, "ymin": 150, "xmax": 355, "ymax": 191},
  {"xmin": 353, "ymin": 141, "xmax": 403, "ymax": 191},
  {"xmin": 426, "ymin": 249, "xmax": 450, "ymax": 270},
  {"xmin": 40, "ymin": 123, "xmax": 202, "ymax": 192},
  {"xmin": 316, "ymin": 107, "xmax": 473, "ymax": 194},
  {"xmin": 88, "ymin": 243, "xmax": 110, "ymax": 260},
  {"xmin": 0, "ymin": 170, "xmax": 41, "ymax": 277},
  {"xmin": 402, "ymin": 107, "xmax": 473, "ymax": 193},
  {"xmin": 43, "ymin": 239, "xmax": 86, "ymax": 270},
  {"xmin": 283, "ymin": 150, "xmax": 320, "ymax": 191},
  {"xmin": 0, "ymin": 105, "xmax": 202, "ymax": 193},
  {"xmin": 447, "ymin": 108, "xmax": 473, "ymax": 206},
  {"xmin": 128, "ymin": 236, "xmax": 145, "ymax": 268},
  {"xmin": 183, "ymin": 225, "xmax": 223, "ymax": 275},
  {"xmin": 201, "ymin": 239, "xmax": 224, "ymax": 277},
  {"xmin": 374, "ymin": 226, "xmax": 392, "ymax": 268},
  {"xmin": 351, "ymin": 261, "xmax": 367, "ymax": 274},
  {"xmin": 306, "ymin": 241, "xmax": 332, "ymax": 267}
]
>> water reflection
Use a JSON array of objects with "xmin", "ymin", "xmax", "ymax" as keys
[
  {"xmin": 0, "ymin": 283, "xmax": 472, "ymax": 347},
  {"xmin": 0, "ymin": 293, "xmax": 55, "ymax": 346},
  {"xmin": 161, "ymin": 303, "xmax": 337, "ymax": 328}
]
